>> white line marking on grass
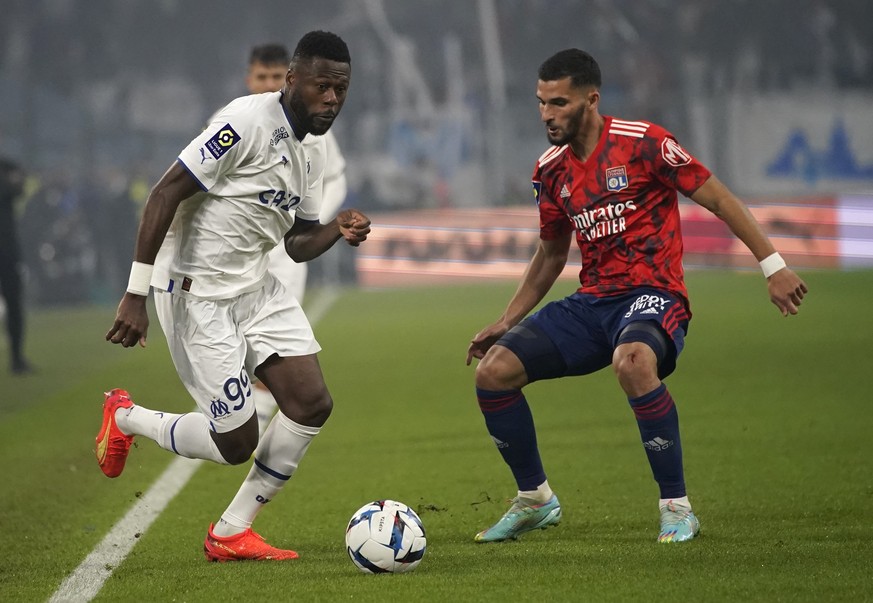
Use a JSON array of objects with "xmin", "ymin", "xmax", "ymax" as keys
[
  {"xmin": 50, "ymin": 289, "xmax": 341, "ymax": 602},
  {"xmin": 49, "ymin": 457, "xmax": 202, "ymax": 603}
]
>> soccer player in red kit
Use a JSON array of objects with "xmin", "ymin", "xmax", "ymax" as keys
[{"xmin": 466, "ymin": 49, "xmax": 808, "ymax": 543}]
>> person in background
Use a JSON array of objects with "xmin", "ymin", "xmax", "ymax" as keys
[
  {"xmin": 466, "ymin": 49, "xmax": 807, "ymax": 545},
  {"xmin": 0, "ymin": 152, "xmax": 33, "ymax": 375}
]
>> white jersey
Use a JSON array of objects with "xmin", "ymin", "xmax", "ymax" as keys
[{"xmin": 152, "ymin": 91, "xmax": 326, "ymax": 300}]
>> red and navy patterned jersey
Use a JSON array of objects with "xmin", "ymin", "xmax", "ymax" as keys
[{"xmin": 533, "ymin": 115, "xmax": 712, "ymax": 305}]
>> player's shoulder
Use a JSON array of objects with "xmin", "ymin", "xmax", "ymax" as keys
[
  {"xmin": 210, "ymin": 92, "xmax": 280, "ymax": 131},
  {"xmin": 533, "ymin": 144, "xmax": 569, "ymax": 175},
  {"xmin": 607, "ymin": 116, "xmax": 673, "ymax": 142}
]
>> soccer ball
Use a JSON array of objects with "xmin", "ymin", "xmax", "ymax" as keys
[{"xmin": 345, "ymin": 499, "xmax": 427, "ymax": 573}]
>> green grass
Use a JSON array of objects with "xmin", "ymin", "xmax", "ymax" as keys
[{"xmin": 1, "ymin": 270, "xmax": 872, "ymax": 601}]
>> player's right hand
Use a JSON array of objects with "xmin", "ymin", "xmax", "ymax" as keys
[{"xmin": 106, "ymin": 293, "xmax": 150, "ymax": 348}]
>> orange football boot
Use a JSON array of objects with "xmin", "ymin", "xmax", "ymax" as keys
[
  {"xmin": 204, "ymin": 524, "xmax": 299, "ymax": 561},
  {"xmin": 95, "ymin": 388, "xmax": 135, "ymax": 478}
]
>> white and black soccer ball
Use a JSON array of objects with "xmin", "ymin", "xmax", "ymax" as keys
[{"xmin": 345, "ymin": 499, "xmax": 427, "ymax": 573}]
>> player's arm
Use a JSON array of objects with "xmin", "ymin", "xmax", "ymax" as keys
[
  {"xmin": 284, "ymin": 208, "xmax": 371, "ymax": 262},
  {"xmin": 106, "ymin": 161, "xmax": 202, "ymax": 348},
  {"xmin": 690, "ymin": 174, "xmax": 808, "ymax": 316},
  {"xmin": 466, "ymin": 231, "xmax": 572, "ymax": 365}
]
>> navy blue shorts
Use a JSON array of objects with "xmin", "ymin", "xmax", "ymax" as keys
[{"xmin": 496, "ymin": 288, "xmax": 689, "ymax": 383}]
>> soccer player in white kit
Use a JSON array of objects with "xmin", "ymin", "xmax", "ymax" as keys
[
  {"xmin": 241, "ymin": 43, "xmax": 349, "ymax": 437},
  {"xmin": 97, "ymin": 31, "xmax": 370, "ymax": 561}
]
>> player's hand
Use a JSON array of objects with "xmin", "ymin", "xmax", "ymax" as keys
[
  {"xmin": 106, "ymin": 293, "xmax": 150, "ymax": 348},
  {"xmin": 767, "ymin": 268, "xmax": 808, "ymax": 316},
  {"xmin": 337, "ymin": 209, "xmax": 371, "ymax": 247},
  {"xmin": 466, "ymin": 322, "xmax": 510, "ymax": 365}
]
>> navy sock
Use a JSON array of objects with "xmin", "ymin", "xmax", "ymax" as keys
[
  {"xmin": 476, "ymin": 388, "xmax": 546, "ymax": 491},
  {"xmin": 628, "ymin": 383, "xmax": 686, "ymax": 499}
]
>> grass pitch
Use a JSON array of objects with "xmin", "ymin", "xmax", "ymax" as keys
[{"xmin": 1, "ymin": 269, "xmax": 872, "ymax": 602}]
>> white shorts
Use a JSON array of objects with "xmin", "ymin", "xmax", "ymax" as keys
[{"xmin": 154, "ymin": 273, "xmax": 321, "ymax": 432}]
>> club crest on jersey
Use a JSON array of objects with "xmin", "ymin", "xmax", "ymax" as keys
[
  {"xmin": 661, "ymin": 138, "xmax": 692, "ymax": 167},
  {"xmin": 205, "ymin": 124, "xmax": 241, "ymax": 159},
  {"xmin": 532, "ymin": 181, "xmax": 543, "ymax": 205},
  {"xmin": 605, "ymin": 166, "xmax": 628, "ymax": 192}
]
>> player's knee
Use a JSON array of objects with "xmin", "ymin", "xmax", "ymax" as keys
[
  {"xmin": 612, "ymin": 343, "xmax": 659, "ymax": 393},
  {"xmin": 277, "ymin": 388, "xmax": 333, "ymax": 426},
  {"xmin": 221, "ymin": 444, "xmax": 257, "ymax": 465},
  {"xmin": 309, "ymin": 390, "xmax": 333, "ymax": 424},
  {"xmin": 475, "ymin": 348, "xmax": 525, "ymax": 391}
]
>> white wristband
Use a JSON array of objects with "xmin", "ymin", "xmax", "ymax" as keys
[
  {"xmin": 126, "ymin": 261, "xmax": 154, "ymax": 296},
  {"xmin": 759, "ymin": 252, "xmax": 786, "ymax": 278}
]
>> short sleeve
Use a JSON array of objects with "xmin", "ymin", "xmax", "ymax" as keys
[
  {"xmin": 645, "ymin": 127, "xmax": 712, "ymax": 198},
  {"xmin": 533, "ymin": 171, "xmax": 571, "ymax": 241},
  {"xmin": 178, "ymin": 121, "xmax": 250, "ymax": 191}
]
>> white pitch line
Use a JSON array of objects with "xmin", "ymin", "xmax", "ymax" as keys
[
  {"xmin": 50, "ymin": 288, "xmax": 341, "ymax": 602},
  {"xmin": 49, "ymin": 457, "xmax": 203, "ymax": 603}
]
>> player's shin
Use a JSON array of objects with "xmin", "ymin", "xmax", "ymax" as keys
[
  {"xmin": 214, "ymin": 412, "xmax": 320, "ymax": 537},
  {"xmin": 628, "ymin": 384, "xmax": 686, "ymax": 499},
  {"xmin": 118, "ymin": 405, "xmax": 229, "ymax": 464},
  {"xmin": 476, "ymin": 388, "xmax": 549, "ymax": 503}
]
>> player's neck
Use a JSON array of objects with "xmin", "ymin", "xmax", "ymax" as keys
[
  {"xmin": 569, "ymin": 114, "xmax": 604, "ymax": 162},
  {"xmin": 279, "ymin": 91, "xmax": 307, "ymax": 141}
]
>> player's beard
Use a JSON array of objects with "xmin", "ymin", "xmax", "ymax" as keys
[
  {"xmin": 547, "ymin": 108, "xmax": 584, "ymax": 146},
  {"xmin": 287, "ymin": 88, "xmax": 336, "ymax": 136}
]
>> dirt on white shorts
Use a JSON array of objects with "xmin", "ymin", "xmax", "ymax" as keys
[{"xmin": 153, "ymin": 273, "xmax": 321, "ymax": 433}]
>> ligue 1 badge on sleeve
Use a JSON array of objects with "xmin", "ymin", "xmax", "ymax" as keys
[{"xmin": 206, "ymin": 124, "xmax": 241, "ymax": 159}]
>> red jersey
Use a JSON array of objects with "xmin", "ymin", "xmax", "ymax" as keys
[{"xmin": 533, "ymin": 116, "xmax": 712, "ymax": 305}]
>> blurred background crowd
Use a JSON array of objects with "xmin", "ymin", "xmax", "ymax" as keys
[{"xmin": 0, "ymin": 0, "xmax": 871, "ymax": 305}]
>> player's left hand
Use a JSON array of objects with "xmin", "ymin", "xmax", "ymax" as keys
[
  {"xmin": 337, "ymin": 209, "xmax": 371, "ymax": 246},
  {"xmin": 767, "ymin": 268, "xmax": 808, "ymax": 316},
  {"xmin": 466, "ymin": 321, "xmax": 511, "ymax": 365}
]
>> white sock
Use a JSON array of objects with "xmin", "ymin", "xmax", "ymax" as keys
[
  {"xmin": 117, "ymin": 405, "xmax": 228, "ymax": 464},
  {"xmin": 517, "ymin": 480, "xmax": 554, "ymax": 506},
  {"xmin": 213, "ymin": 412, "xmax": 320, "ymax": 537},
  {"xmin": 252, "ymin": 385, "xmax": 279, "ymax": 438},
  {"xmin": 659, "ymin": 495, "xmax": 691, "ymax": 511}
]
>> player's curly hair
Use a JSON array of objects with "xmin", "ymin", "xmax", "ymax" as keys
[
  {"xmin": 292, "ymin": 30, "xmax": 351, "ymax": 65},
  {"xmin": 538, "ymin": 49, "xmax": 600, "ymax": 89}
]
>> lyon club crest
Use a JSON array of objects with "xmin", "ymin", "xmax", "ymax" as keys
[{"xmin": 605, "ymin": 166, "xmax": 628, "ymax": 192}]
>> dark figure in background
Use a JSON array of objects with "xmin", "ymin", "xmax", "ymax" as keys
[{"xmin": 0, "ymin": 156, "xmax": 32, "ymax": 374}]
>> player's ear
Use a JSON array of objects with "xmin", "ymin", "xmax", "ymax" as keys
[{"xmin": 587, "ymin": 89, "xmax": 600, "ymax": 109}]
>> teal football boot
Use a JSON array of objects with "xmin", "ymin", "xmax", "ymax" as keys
[
  {"xmin": 474, "ymin": 494, "xmax": 562, "ymax": 543},
  {"xmin": 658, "ymin": 501, "xmax": 700, "ymax": 543}
]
